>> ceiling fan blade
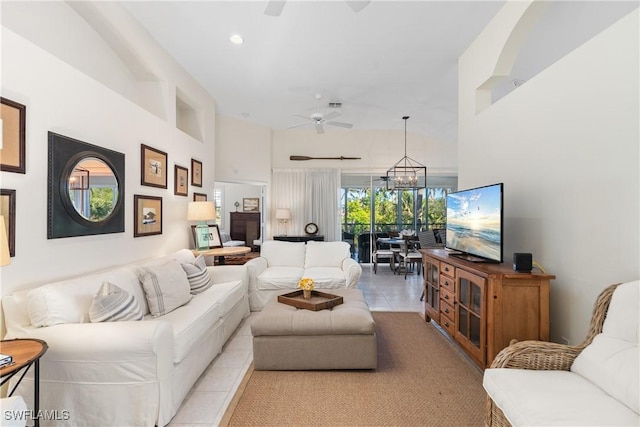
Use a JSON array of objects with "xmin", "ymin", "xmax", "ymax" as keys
[
  {"xmin": 264, "ymin": 0, "xmax": 286, "ymax": 16},
  {"xmin": 293, "ymin": 114, "xmax": 312, "ymax": 120},
  {"xmin": 323, "ymin": 111, "xmax": 341, "ymax": 121},
  {"xmin": 326, "ymin": 121, "xmax": 353, "ymax": 129},
  {"xmin": 345, "ymin": 0, "xmax": 370, "ymax": 13},
  {"xmin": 315, "ymin": 122, "xmax": 325, "ymax": 134},
  {"xmin": 288, "ymin": 122, "xmax": 312, "ymax": 129}
]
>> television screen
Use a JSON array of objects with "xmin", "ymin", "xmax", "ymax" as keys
[{"xmin": 446, "ymin": 183, "xmax": 503, "ymax": 263}]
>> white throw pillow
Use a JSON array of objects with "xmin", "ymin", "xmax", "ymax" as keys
[
  {"xmin": 139, "ymin": 260, "xmax": 192, "ymax": 317},
  {"xmin": 89, "ymin": 282, "xmax": 143, "ymax": 322},
  {"xmin": 181, "ymin": 255, "xmax": 213, "ymax": 294}
]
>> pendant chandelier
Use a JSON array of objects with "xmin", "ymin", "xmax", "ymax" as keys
[{"xmin": 386, "ymin": 116, "xmax": 427, "ymax": 190}]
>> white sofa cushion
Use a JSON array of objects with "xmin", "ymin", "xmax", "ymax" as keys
[
  {"xmin": 27, "ymin": 268, "xmax": 143, "ymax": 327},
  {"xmin": 571, "ymin": 280, "xmax": 639, "ymax": 413},
  {"xmin": 89, "ymin": 282, "xmax": 143, "ymax": 322},
  {"xmin": 304, "ymin": 241, "xmax": 350, "ymax": 268},
  {"xmin": 204, "ymin": 280, "xmax": 246, "ymax": 316},
  {"xmin": 483, "ymin": 368, "xmax": 639, "ymax": 426},
  {"xmin": 262, "ymin": 240, "xmax": 306, "ymax": 267},
  {"xmin": 302, "ymin": 267, "xmax": 348, "ymax": 288},
  {"xmin": 139, "ymin": 260, "xmax": 192, "ymax": 317},
  {"xmin": 258, "ymin": 266, "xmax": 304, "ymax": 290}
]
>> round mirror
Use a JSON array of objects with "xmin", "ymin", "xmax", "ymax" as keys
[{"xmin": 67, "ymin": 157, "xmax": 119, "ymax": 222}]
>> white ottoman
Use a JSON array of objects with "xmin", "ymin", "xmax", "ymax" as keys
[{"xmin": 251, "ymin": 289, "xmax": 377, "ymax": 370}]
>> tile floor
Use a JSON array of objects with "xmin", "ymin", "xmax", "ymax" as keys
[{"xmin": 168, "ymin": 263, "xmax": 425, "ymax": 426}]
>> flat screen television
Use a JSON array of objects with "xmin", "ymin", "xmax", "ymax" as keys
[{"xmin": 445, "ymin": 182, "xmax": 503, "ymax": 263}]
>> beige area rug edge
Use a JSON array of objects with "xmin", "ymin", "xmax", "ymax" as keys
[{"xmin": 220, "ymin": 311, "xmax": 485, "ymax": 426}]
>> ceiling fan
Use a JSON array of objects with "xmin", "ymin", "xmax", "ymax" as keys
[
  {"xmin": 264, "ymin": 1, "xmax": 370, "ymax": 16},
  {"xmin": 288, "ymin": 94, "xmax": 354, "ymax": 134}
]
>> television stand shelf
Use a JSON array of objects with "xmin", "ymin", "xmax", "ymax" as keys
[{"xmin": 420, "ymin": 248, "xmax": 555, "ymax": 368}]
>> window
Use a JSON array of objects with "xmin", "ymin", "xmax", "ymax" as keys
[{"xmin": 213, "ymin": 187, "xmax": 223, "ymax": 228}]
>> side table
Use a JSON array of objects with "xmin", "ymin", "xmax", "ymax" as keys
[
  {"xmin": 192, "ymin": 246, "xmax": 251, "ymax": 265},
  {"xmin": 1, "ymin": 339, "xmax": 48, "ymax": 427}
]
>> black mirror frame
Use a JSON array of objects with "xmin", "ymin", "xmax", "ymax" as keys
[{"xmin": 48, "ymin": 132, "xmax": 125, "ymax": 239}]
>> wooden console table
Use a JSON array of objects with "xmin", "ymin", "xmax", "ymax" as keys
[{"xmin": 420, "ymin": 248, "xmax": 555, "ymax": 368}]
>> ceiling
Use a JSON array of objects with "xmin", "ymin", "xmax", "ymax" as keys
[{"xmin": 122, "ymin": 1, "xmax": 638, "ymax": 143}]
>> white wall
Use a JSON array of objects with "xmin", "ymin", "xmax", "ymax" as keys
[
  {"xmin": 271, "ymin": 128, "xmax": 457, "ymax": 177},
  {"xmin": 459, "ymin": 2, "xmax": 639, "ymax": 343},
  {"xmin": 1, "ymin": 4, "xmax": 216, "ymax": 296}
]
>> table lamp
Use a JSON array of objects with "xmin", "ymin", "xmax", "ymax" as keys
[
  {"xmin": 275, "ymin": 208, "xmax": 291, "ymax": 236},
  {"xmin": 0, "ymin": 216, "xmax": 10, "ymax": 266},
  {"xmin": 188, "ymin": 201, "xmax": 216, "ymax": 251}
]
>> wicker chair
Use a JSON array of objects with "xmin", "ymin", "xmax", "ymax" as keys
[{"xmin": 485, "ymin": 282, "xmax": 620, "ymax": 427}]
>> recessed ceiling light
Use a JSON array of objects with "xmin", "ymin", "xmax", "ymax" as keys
[{"xmin": 229, "ymin": 34, "xmax": 244, "ymax": 45}]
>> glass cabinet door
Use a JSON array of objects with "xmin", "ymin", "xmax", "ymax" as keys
[
  {"xmin": 456, "ymin": 269, "xmax": 486, "ymax": 365},
  {"xmin": 423, "ymin": 258, "xmax": 439, "ymax": 321}
]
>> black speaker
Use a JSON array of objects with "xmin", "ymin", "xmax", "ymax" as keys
[{"xmin": 513, "ymin": 253, "xmax": 532, "ymax": 272}]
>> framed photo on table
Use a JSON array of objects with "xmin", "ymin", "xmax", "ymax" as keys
[
  {"xmin": 0, "ymin": 189, "xmax": 16, "ymax": 256},
  {"xmin": 190, "ymin": 224, "xmax": 223, "ymax": 249},
  {"xmin": 174, "ymin": 165, "xmax": 188, "ymax": 196},
  {"xmin": 191, "ymin": 158, "xmax": 203, "ymax": 187},
  {"xmin": 134, "ymin": 195, "xmax": 162, "ymax": 237},
  {"xmin": 141, "ymin": 144, "xmax": 167, "ymax": 189},
  {"xmin": 0, "ymin": 97, "xmax": 26, "ymax": 174}
]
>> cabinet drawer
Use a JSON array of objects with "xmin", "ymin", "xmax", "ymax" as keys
[
  {"xmin": 440, "ymin": 262, "xmax": 455, "ymax": 278},
  {"xmin": 440, "ymin": 299, "xmax": 455, "ymax": 323},
  {"xmin": 440, "ymin": 315, "xmax": 456, "ymax": 336},
  {"xmin": 440, "ymin": 274, "xmax": 455, "ymax": 294},
  {"xmin": 440, "ymin": 286, "xmax": 455, "ymax": 306}
]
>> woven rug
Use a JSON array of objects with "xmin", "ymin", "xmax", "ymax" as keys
[{"xmin": 220, "ymin": 311, "xmax": 485, "ymax": 426}]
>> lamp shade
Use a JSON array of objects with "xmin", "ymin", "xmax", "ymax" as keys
[
  {"xmin": 0, "ymin": 216, "xmax": 11, "ymax": 267},
  {"xmin": 187, "ymin": 201, "xmax": 216, "ymax": 222},
  {"xmin": 275, "ymin": 209, "xmax": 291, "ymax": 221}
]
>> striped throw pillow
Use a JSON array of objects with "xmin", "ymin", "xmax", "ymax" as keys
[
  {"xmin": 181, "ymin": 255, "xmax": 213, "ymax": 294},
  {"xmin": 89, "ymin": 282, "xmax": 143, "ymax": 322}
]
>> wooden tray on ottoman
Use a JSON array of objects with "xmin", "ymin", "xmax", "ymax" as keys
[{"xmin": 278, "ymin": 290, "xmax": 344, "ymax": 311}]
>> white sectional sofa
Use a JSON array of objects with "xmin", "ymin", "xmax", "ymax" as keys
[
  {"xmin": 1, "ymin": 249, "xmax": 249, "ymax": 427},
  {"xmin": 483, "ymin": 280, "xmax": 639, "ymax": 426},
  {"xmin": 245, "ymin": 240, "xmax": 362, "ymax": 311}
]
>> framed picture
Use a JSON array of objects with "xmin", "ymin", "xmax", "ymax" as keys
[
  {"xmin": 243, "ymin": 198, "xmax": 259, "ymax": 212},
  {"xmin": 174, "ymin": 165, "xmax": 188, "ymax": 196},
  {"xmin": 141, "ymin": 144, "xmax": 167, "ymax": 188},
  {"xmin": 0, "ymin": 189, "xmax": 16, "ymax": 257},
  {"xmin": 134, "ymin": 195, "xmax": 162, "ymax": 237},
  {"xmin": 190, "ymin": 224, "xmax": 223, "ymax": 249},
  {"xmin": 0, "ymin": 97, "xmax": 26, "ymax": 174},
  {"xmin": 193, "ymin": 192, "xmax": 207, "ymax": 201},
  {"xmin": 191, "ymin": 158, "xmax": 203, "ymax": 187}
]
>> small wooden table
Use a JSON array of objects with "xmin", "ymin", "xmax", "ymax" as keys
[
  {"xmin": 1, "ymin": 339, "xmax": 48, "ymax": 427},
  {"xmin": 193, "ymin": 246, "xmax": 251, "ymax": 264}
]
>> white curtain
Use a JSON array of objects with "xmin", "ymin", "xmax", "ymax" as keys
[{"xmin": 272, "ymin": 168, "xmax": 340, "ymax": 241}]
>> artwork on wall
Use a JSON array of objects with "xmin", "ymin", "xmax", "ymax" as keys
[
  {"xmin": 134, "ymin": 195, "xmax": 163, "ymax": 237},
  {"xmin": 0, "ymin": 189, "xmax": 16, "ymax": 257},
  {"xmin": 193, "ymin": 192, "xmax": 207, "ymax": 201},
  {"xmin": 0, "ymin": 97, "xmax": 26, "ymax": 174},
  {"xmin": 141, "ymin": 144, "xmax": 168, "ymax": 189},
  {"xmin": 191, "ymin": 158, "xmax": 203, "ymax": 187},
  {"xmin": 190, "ymin": 224, "xmax": 222, "ymax": 249},
  {"xmin": 48, "ymin": 132, "xmax": 125, "ymax": 239},
  {"xmin": 174, "ymin": 165, "xmax": 188, "ymax": 196},
  {"xmin": 243, "ymin": 198, "xmax": 259, "ymax": 212}
]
